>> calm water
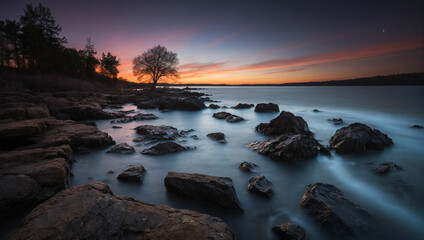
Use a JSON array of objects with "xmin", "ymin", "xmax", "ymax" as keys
[{"xmin": 70, "ymin": 86, "xmax": 424, "ymax": 240}]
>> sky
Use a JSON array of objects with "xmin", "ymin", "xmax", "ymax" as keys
[{"xmin": 1, "ymin": 0, "xmax": 423, "ymax": 84}]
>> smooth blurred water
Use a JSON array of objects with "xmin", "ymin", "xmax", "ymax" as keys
[{"xmin": 69, "ymin": 86, "xmax": 424, "ymax": 240}]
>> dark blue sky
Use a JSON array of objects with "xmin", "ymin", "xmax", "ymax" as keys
[{"xmin": 1, "ymin": 0, "xmax": 423, "ymax": 83}]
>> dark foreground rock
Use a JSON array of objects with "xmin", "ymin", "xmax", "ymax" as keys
[
  {"xmin": 232, "ymin": 103, "xmax": 254, "ymax": 109},
  {"xmin": 299, "ymin": 182, "xmax": 374, "ymax": 237},
  {"xmin": 255, "ymin": 111, "xmax": 310, "ymax": 136},
  {"xmin": 141, "ymin": 142, "xmax": 194, "ymax": 155},
  {"xmin": 272, "ymin": 223, "xmax": 305, "ymax": 240},
  {"xmin": 107, "ymin": 143, "xmax": 135, "ymax": 153},
  {"xmin": 371, "ymin": 162, "xmax": 403, "ymax": 175},
  {"xmin": 134, "ymin": 125, "xmax": 180, "ymax": 142},
  {"xmin": 164, "ymin": 172, "xmax": 243, "ymax": 212},
  {"xmin": 255, "ymin": 103, "xmax": 280, "ymax": 113},
  {"xmin": 0, "ymin": 102, "xmax": 50, "ymax": 120},
  {"xmin": 248, "ymin": 175, "xmax": 273, "ymax": 198},
  {"xmin": 117, "ymin": 166, "xmax": 146, "ymax": 182},
  {"xmin": 239, "ymin": 161, "xmax": 258, "ymax": 172},
  {"xmin": 5, "ymin": 183, "xmax": 235, "ymax": 240},
  {"xmin": 213, "ymin": 111, "xmax": 244, "ymax": 122},
  {"xmin": 329, "ymin": 123, "xmax": 393, "ymax": 153},
  {"xmin": 207, "ymin": 132, "xmax": 227, "ymax": 143},
  {"xmin": 248, "ymin": 134, "xmax": 323, "ymax": 161}
]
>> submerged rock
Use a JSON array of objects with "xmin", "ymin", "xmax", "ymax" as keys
[
  {"xmin": 255, "ymin": 111, "xmax": 310, "ymax": 136},
  {"xmin": 272, "ymin": 223, "xmax": 305, "ymax": 240},
  {"xmin": 207, "ymin": 132, "xmax": 227, "ymax": 143},
  {"xmin": 371, "ymin": 162, "xmax": 403, "ymax": 175},
  {"xmin": 312, "ymin": 109, "xmax": 321, "ymax": 112},
  {"xmin": 110, "ymin": 113, "xmax": 158, "ymax": 123},
  {"xmin": 299, "ymin": 182, "xmax": 374, "ymax": 237},
  {"xmin": 212, "ymin": 112, "xmax": 245, "ymax": 123},
  {"xmin": 209, "ymin": 104, "xmax": 220, "ymax": 109},
  {"xmin": 117, "ymin": 166, "xmax": 146, "ymax": 182},
  {"xmin": 248, "ymin": 134, "xmax": 321, "ymax": 161},
  {"xmin": 248, "ymin": 175, "xmax": 273, "ymax": 198},
  {"xmin": 5, "ymin": 183, "xmax": 235, "ymax": 240},
  {"xmin": 328, "ymin": 118, "xmax": 344, "ymax": 125},
  {"xmin": 164, "ymin": 172, "xmax": 243, "ymax": 212},
  {"xmin": 231, "ymin": 103, "xmax": 254, "ymax": 109},
  {"xmin": 239, "ymin": 161, "xmax": 258, "ymax": 172},
  {"xmin": 411, "ymin": 124, "xmax": 423, "ymax": 129},
  {"xmin": 107, "ymin": 143, "xmax": 135, "ymax": 154},
  {"xmin": 254, "ymin": 103, "xmax": 280, "ymax": 113},
  {"xmin": 134, "ymin": 125, "xmax": 180, "ymax": 141},
  {"xmin": 329, "ymin": 123, "xmax": 393, "ymax": 153},
  {"xmin": 141, "ymin": 142, "xmax": 193, "ymax": 155}
]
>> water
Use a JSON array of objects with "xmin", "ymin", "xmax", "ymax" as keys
[{"xmin": 69, "ymin": 86, "xmax": 424, "ymax": 240}]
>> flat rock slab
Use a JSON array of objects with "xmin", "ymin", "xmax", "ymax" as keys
[
  {"xmin": 299, "ymin": 182, "xmax": 374, "ymax": 237},
  {"xmin": 255, "ymin": 103, "xmax": 280, "ymax": 113},
  {"xmin": 272, "ymin": 223, "xmax": 305, "ymax": 240},
  {"xmin": 255, "ymin": 111, "xmax": 310, "ymax": 136},
  {"xmin": 5, "ymin": 183, "xmax": 235, "ymax": 240},
  {"xmin": 107, "ymin": 143, "xmax": 135, "ymax": 153},
  {"xmin": 111, "ymin": 113, "xmax": 158, "ymax": 123},
  {"xmin": 117, "ymin": 166, "xmax": 146, "ymax": 182},
  {"xmin": 141, "ymin": 142, "xmax": 193, "ymax": 155},
  {"xmin": 248, "ymin": 175, "xmax": 273, "ymax": 198},
  {"xmin": 134, "ymin": 125, "xmax": 180, "ymax": 141},
  {"xmin": 213, "ymin": 112, "xmax": 245, "ymax": 123},
  {"xmin": 165, "ymin": 172, "xmax": 243, "ymax": 212},
  {"xmin": 207, "ymin": 132, "xmax": 226, "ymax": 143},
  {"xmin": 329, "ymin": 123, "xmax": 393, "ymax": 153}
]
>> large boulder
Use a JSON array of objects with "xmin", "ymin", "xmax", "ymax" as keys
[
  {"xmin": 329, "ymin": 123, "xmax": 393, "ymax": 153},
  {"xmin": 248, "ymin": 175, "xmax": 273, "ymax": 198},
  {"xmin": 141, "ymin": 142, "xmax": 194, "ymax": 155},
  {"xmin": 164, "ymin": 172, "xmax": 243, "ymax": 212},
  {"xmin": 134, "ymin": 125, "xmax": 180, "ymax": 142},
  {"xmin": 248, "ymin": 134, "xmax": 323, "ymax": 161},
  {"xmin": 231, "ymin": 103, "xmax": 254, "ymax": 109},
  {"xmin": 5, "ymin": 183, "xmax": 235, "ymax": 240},
  {"xmin": 255, "ymin": 103, "xmax": 280, "ymax": 113},
  {"xmin": 117, "ymin": 166, "xmax": 146, "ymax": 182},
  {"xmin": 107, "ymin": 143, "xmax": 135, "ymax": 153},
  {"xmin": 299, "ymin": 182, "xmax": 374, "ymax": 236},
  {"xmin": 255, "ymin": 111, "xmax": 310, "ymax": 136},
  {"xmin": 272, "ymin": 223, "xmax": 305, "ymax": 240},
  {"xmin": 0, "ymin": 102, "xmax": 50, "ymax": 120},
  {"xmin": 207, "ymin": 132, "xmax": 226, "ymax": 143},
  {"xmin": 177, "ymin": 97, "xmax": 206, "ymax": 111}
]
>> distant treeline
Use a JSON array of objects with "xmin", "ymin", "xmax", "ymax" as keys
[{"xmin": 0, "ymin": 3, "xmax": 120, "ymax": 83}]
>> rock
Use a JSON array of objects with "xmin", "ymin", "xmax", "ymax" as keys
[
  {"xmin": 112, "ymin": 126, "xmax": 122, "ymax": 129},
  {"xmin": 328, "ymin": 118, "xmax": 344, "ymax": 125},
  {"xmin": 213, "ymin": 112, "xmax": 245, "ymax": 123},
  {"xmin": 272, "ymin": 223, "xmax": 305, "ymax": 240},
  {"xmin": 312, "ymin": 109, "xmax": 320, "ymax": 112},
  {"xmin": 254, "ymin": 103, "xmax": 280, "ymax": 113},
  {"xmin": 255, "ymin": 111, "xmax": 310, "ymax": 136},
  {"xmin": 117, "ymin": 166, "xmax": 146, "ymax": 182},
  {"xmin": 0, "ymin": 103, "xmax": 50, "ymax": 120},
  {"xmin": 232, "ymin": 103, "xmax": 254, "ymax": 109},
  {"xmin": 299, "ymin": 182, "xmax": 374, "ymax": 236},
  {"xmin": 177, "ymin": 97, "xmax": 206, "ymax": 111},
  {"xmin": 107, "ymin": 170, "xmax": 114, "ymax": 174},
  {"xmin": 164, "ymin": 172, "xmax": 243, "ymax": 212},
  {"xmin": 191, "ymin": 135, "xmax": 200, "ymax": 140},
  {"xmin": 248, "ymin": 134, "xmax": 321, "ymax": 161},
  {"xmin": 81, "ymin": 121, "xmax": 96, "ymax": 126},
  {"xmin": 180, "ymin": 129, "xmax": 195, "ymax": 136},
  {"xmin": 248, "ymin": 175, "xmax": 273, "ymax": 198},
  {"xmin": 110, "ymin": 116, "xmax": 133, "ymax": 123},
  {"xmin": 207, "ymin": 132, "xmax": 226, "ymax": 143},
  {"xmin": 209, "ymin": 104, "xmax": 220, "ymax": 109},
  {"xmin": 134, "ymin": 125, "xmax": 180, "ymax": 141},
  {"xmin": 107, "ymin": 143, "xmax": 135, "ymax": 153},
  {"xmin": 371, "ymin": 162, "xmax": 403, "ymax": 175},
  {"xmin": 226, "ymin": 114, "xmax": 244, "ymax": 122},
  {"xmin": 239, "ymin": 161, "xmax": 258, "ymax": 172},
  {"xmin": 5, "ymin": 183, "xmax": 235, "ymax": 240},
  {"xmin": 329, "ymin": 123, "xmax": 393, "ymax": 153},
  {"xmin": 411, "ymin": 124, "xmax": 423, "ymax": 129},
  {"xmin": 111, "ymin": 113, "xmax": 158, "ymax": 123},
  {"xmin": 141, "ymin": 142, "xmax": 193, "ymax": 155}
]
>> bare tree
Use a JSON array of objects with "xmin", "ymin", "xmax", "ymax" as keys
[{"xmin": 132, "ymin": 45, "xmax": 179, "ymax": 90}]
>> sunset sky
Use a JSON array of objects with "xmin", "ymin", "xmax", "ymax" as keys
[{"xmin": 1, "ymin": 0, "xmax": 423, "ymax": 84}]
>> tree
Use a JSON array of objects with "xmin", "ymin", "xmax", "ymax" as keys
[
  {"xmin": 132, "ymin": 45, "xmax": 179, "ymax": 90},
  {"xmin": 80, "ymin": 38, "xmax": 99, "ymax": 76},
  {"xmin": 100, "ymin": 52, "xmax": 120, "ymax": 79}
]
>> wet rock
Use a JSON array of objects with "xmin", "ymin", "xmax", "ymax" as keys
[
  {"xmin": 299, "ymin": 182, "xmax": 374, "ymax": 236},
  {"xmin": 207, "ymin": 132, "xmax": 226, "ymax": 143},
  {"xmin": 239, "ymin": 161, "xmax": 258, "ymax": 172},
  {"xmin": 5, "ymin": 183, "xmax": 235, "ymax": 240},
  {"xmin": 329, "ymin": 123, "xmax": 393, "ymax": 153},
  {"xmin": 209, "ymin": 104, "xmax": 220, "ymax": 109},
  {"xmin": 107, "ymin": 143, "xmax": 135, "ymax": 154},
  {"xmin": 248, "ymin": 175, "xmax": 273, "ymax": 198},
  {"xmin": 312, "ymin": 109, "xmax": 321, "ymax": 112},
  {"xmin": 226, "ymin": 114, "xmax": 244, "ymax": 122},
  {"xmin": 248, "ymin": 134, "xmax": 321, "ymax": 161},
  {"xmin": 165, "ymin": 172, "xmax": 243, "ymax": 212},
  {"xmin": 328, "ymin": 118, "xmax": 344, "ymax": 125},
  {"xmin": 254, "ymin": 103, "xmax": 280, "ymax": 113},
  {"xmin": 117, "ymin": 166, "xmax": 146, "ymax": 182},
  {"xmin": 191, "ymin": 135, "xmax": 200, "ymax": 140},
  {"xmin": 272, "ymin": 223, "xmax": 305, "ymax": 240},
  {"xmin": 141, "ymin": 142, "xmax": 193, "ymax": 155},
  {"xmin": 134, "ymin": 125, "xmax": 180, "ymax": 141},
  {"xmin": 81, "ymin": 121, "xmax": 96, "ymax": 126},
  {"xmin": 213, "ymin": 111, "xmax": 244, "ymax": 123},
  {"xmin": 371, "ymin": 162, "xmax": 403, "ymax": 175},
  {"xmin": 107, "ymin": 170, "xmax": 114, "ymax": 174},
  {"xmin": 180, "ymin": 129, "xmax": 195, "ymax": 136},
  {"xmin": 232, "ymin": 103, "xmax": 254, "ymax": 109},
  {"xmin": 177, "ymin": 97, "xmax": 206, "ymax": 111},
  {"xmin": 111, "ymin": 113, "xmax": 158, "ymax": 123},
  {"xmin": 255, "ymin": 111, "xmax": 310, "ymax": 136},
  {"xmin": 411, "ymin": 124, "xmax": 423, "ymax": 129},
  {"xmin": 0, "ymin": 103, "xmax": 50, "ymax": 120},
  {"xmin": 112, "ymin": 126, "xmax": 122, "ymax": 129}
]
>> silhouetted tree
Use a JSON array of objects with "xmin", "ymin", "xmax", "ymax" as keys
[
  {"xmin": 100, "ymin": 52, "xmax": 120, "ymax": 79},
  {"xmin": 80, "ymin": 38, "xmax": 99, "ymax": 76},
  {"xmin": 132, "ymin": 45, "xmax": 179, "ymax": 90}
]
